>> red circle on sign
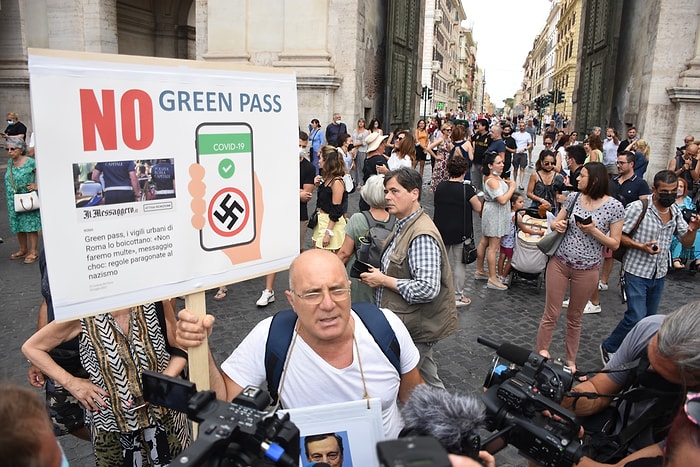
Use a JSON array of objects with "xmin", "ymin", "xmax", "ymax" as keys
[{"xmin": 207, "ymin": 187, "xmax": 251, "ymax": 237}]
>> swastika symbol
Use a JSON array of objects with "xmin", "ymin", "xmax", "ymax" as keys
[
  {"xmin": 214, "ymin": 193, "xmax": 244, "ymax": 230},
  {"xmin": 208, "ymin": 187, "xmax": 251, "ymax": 237}
]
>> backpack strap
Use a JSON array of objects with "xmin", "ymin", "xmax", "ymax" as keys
[
  {"xmin": 264, "ymin": 303, "xmax": 401, "ymax": 405},
  {"xmin": 352, "ymin": 302, "xmax": 401, "ymax": 375},
  {"xmin": 265, "ymin": 309, "xmax": 298, "ymax": 404}
]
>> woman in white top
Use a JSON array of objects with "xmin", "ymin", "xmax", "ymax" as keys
[{"xmin": 387, "ymin": 130, "xmax": 416, "ymax": 170}]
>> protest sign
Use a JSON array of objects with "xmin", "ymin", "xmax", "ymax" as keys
[{"xmin": 29, "ymin": 49, "xmax": 299, "ymax": 320}]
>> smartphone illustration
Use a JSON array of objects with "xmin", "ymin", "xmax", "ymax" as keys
[
  {"xmin": 574, "ymin": 214, "xmax": 592, "ymax": 225},
  {"xmin": 196, "ymin": 122, "xmax": 256, "ymax": 251}
]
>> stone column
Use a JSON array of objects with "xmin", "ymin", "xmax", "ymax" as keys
[
  {"xmin": 666, "ymin": 2, "xmax": 700, "ymax": 154},
  {"xmin": 200, "ymin": 0, "xmax": 249, "ymax": 61}
]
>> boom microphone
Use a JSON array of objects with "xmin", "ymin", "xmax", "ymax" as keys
[{"xmin": 400, "ymin": 384, "xmax": 485, "ymax": 456}]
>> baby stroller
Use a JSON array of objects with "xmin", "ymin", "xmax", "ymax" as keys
[{"xmin": 510, "ymin": 208, "xmax": 551, "ymax": 290}]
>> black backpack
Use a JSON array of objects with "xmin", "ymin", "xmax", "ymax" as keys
[{"xmin": 358, "ymin": 211, "xmax": 396, "ymax": 268}]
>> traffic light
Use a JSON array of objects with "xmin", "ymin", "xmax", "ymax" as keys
[
  {"xmin": 548, "ymin": 90, "xmax": 555, "ymax": 102},
  {"xmin": 422, "ymin": 85, "xmax": 428, "ymax": 100},
  {"xmin": 557, "ymin": 90, "xmax": 565, "ymax": 103},
  {"xmin": 427, "ymin": 88, "xmax": 433, "ymax": 100}
]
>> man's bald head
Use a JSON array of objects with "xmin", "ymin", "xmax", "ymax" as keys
[{"xmin": 289, "ymin": 249, "xmax": 348, "ymax": 291}]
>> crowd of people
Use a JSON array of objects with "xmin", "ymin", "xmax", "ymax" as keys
[{"xmin": 9, "ymin": 107, "xmax": 700, "ymax": 467}]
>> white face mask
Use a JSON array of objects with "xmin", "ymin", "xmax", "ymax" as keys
[{"xmin": 7, "ymin": 120, "xmax": 14, "ymax": 125}]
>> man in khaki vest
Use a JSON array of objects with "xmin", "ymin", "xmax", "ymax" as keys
[{"xmin": 360, "ymin": 167, "xmax": 458, "ymax": 388}]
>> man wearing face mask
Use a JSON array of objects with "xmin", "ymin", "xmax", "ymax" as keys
[
  {"xmin": 599, "ymin": 170, "xmax": 700, "ymax": 364},
  {"xmin": 325, "ymin": 113, "xmax": 347, "ymax": 147}
]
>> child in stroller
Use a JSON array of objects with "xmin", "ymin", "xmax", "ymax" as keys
[{"xmin": 499, "ymin": 193, "xmax": 550, "ymax": 285}]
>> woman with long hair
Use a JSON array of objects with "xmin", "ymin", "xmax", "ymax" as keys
[
  {"xmin": 388, "ymin": 130, "xmax": 416, "ymax": 170},
  {"xmin": 536, "ymin": 162, "xmax": 624, "ymax": 373},
  {"xmin": 629, "ymin": 139, "xmax": 650, "ymax": 178},
  {"xmin": 427, "ymin": 122, "xmax": 454, "ymax": 192},
  {"xmin": 414, "ymin": 119, "xmax": 429, "ymax": 177},
  {"xmin": 449, "ymin": 124, "xmax": 473, "ymax": 178},
  {"xmin": 368, "ymin": 118, "xmax": 383, "ymax": 135},
  {"xmin": 554, "ymin": 133, "xmax": 570, "ymax": 173},
  {"xmin": 585, "ymin": 133, "xmax": 603, "ymax": 163},
  {"xmin": 474, "ymin": 152, "xmax": 517, "ymax": 290},
  {"xmin": 526, "ymin": 150, "xmax": 566, "ymax": 214},
  {"xmin": 312, "ymin": 146, "xmax": 348, "ymax": 251},
  {"xmin": 351, "ymin": 119, "xmax": 370, "ymax": 186}
]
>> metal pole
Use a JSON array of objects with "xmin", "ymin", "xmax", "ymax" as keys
[{"xmin": 481, "ymin": 71, "xmax": 486, "ymax": 113}]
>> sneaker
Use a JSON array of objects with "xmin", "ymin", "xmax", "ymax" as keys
[
  {"xmin": 528, "ymin": 162, "xmax": 535, "ymax": 169},
  {"xmin": 499, "ymin": 274, "xmax": 511, "ymax": 285},
  {"xmin": 598, "ymin": 280, "xmax": 609, "ymax": 291},
  {"xmin": 583, "ymin": 301, "xmax": 602, "ymax": 314},
  {"xmin": 562, "ymin": 298, "xmax": 569, "ymax": 308},
  {"xmin": 518, "ymin": 185, "xmax": 525, "ymax": 191},
  {"xmin": 600, "ymin": 344, "xmax": 614, "ymax": 365},
  {"xmin": 256, "ymin": 289, "xmax": 275, "ymax": 307}
]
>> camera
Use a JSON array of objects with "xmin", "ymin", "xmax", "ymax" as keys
[
  {"xmin": 478, "ymin": 337, "xmax": 583, "ymax": 467},
  {"xmin": 377, "ymin": 436, "xmax": 452, "ymax": 467},
  {"xmin": 142, "ymin": 371, "xmax": 299, "ymax": 467},
  {"xmin": 681, "ymin": 199, "xmax": 699, "ymax": 224}
]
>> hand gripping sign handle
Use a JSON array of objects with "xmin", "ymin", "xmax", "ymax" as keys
[{"xmin": 185, "ymin": 291, "xmax": 209, "ymax": 437}]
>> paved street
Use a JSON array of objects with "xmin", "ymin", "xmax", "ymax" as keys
[{"xmin": 1, "ymin": 141, "xmax": 699, "ymax": 466}]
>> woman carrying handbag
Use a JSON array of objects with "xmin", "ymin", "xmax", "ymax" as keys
[{"xmin": 535, "ymin": 162, "xmax": 624, "ymax": 374}]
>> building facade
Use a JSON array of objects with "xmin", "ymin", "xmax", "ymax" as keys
[
  {"xmin": 420, "ymin": 0, "xmax": 466, "ymax": 117},
  {"xmin": 0, "ymin": 0, "xmax": 424, "ymax": 139},
  {"xmin": 574, "ymin": 0, "xmax": 700, "ymax": 178},
  {"xmin": 551, "ymin": 0, "xmax": 582, "ymax": 122}
]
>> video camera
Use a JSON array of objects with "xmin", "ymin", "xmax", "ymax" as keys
[
  {"xmin": 478, "ymin": 337, "xmax": 583, "ymax": 467},
  {"xmin": 142, "ymin": 371, "xmax": 299, "ymax": 467}
]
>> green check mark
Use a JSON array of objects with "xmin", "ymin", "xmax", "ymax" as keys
[{"xmin": 218, "ymin": 158, "xmax": 235, "ymax": 179}]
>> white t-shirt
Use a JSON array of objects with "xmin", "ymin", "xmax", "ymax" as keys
[
  {"xmin": 387, "ymin": 152, "xmax": 413, "ymax": 170},
  {"xmin": 512, "ymin": 130, "xmax": 532, "ymax": 152},
  {"xmin": 220, "ymin": 308, "xmax": 420, "ymax": 438}
]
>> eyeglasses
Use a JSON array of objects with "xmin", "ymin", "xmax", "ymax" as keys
[
  {"xmin": 686, "ymin": 392, "xmax": 700, "ymax": 426},
  {"xmin": 397, "ymin": 136, "xmax": 405, "ymax": 141},
  {"xmin": 310, "ymin": 452, "xmax": 340, "ymax": 462},
  {"xmin": 6, "ymin": 147, "xmax": 17, "ymax": 151},
  {"xmin": 292, "ymin": 287, "xmax": 351, "ymax": 305},
  {"xmin": 542, "ymin": 161, "xmax": 554, "ymax": 166},
  {"xmin": 616, "ymin": 161, "xmax": 628, "ymax": 165},
  {"xmin": 544, "ymin": 142, "xmax": 552, "ymax": 145}
]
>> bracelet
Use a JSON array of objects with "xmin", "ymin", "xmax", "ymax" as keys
[{"xmin": 325, "ymin": 229, "xmax": 334, "ymax": 237}]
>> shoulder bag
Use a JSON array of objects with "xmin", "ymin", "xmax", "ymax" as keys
[
  {"xmin": 9, "ymin": 165, "xmax": 40, "ymax": 212},
  {"xmin": 461, "ymin": 183, "xmax": 477, "ymax": 264},
  {"xmin": 537, "ymin": 192, "xmax": 581, "ymax": 256}
]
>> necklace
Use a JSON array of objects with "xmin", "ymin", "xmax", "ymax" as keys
[{"xmin": 658, "ymin": 207, "xmax": 670, "ymax": 214}]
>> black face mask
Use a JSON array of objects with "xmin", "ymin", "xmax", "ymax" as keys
[{"xmin": 657, "ymin": 192, "xmax": 676, "ymax": 208}]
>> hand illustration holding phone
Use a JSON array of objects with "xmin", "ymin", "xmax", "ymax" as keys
[{"xmin": 188, "ymin": 162, "xmax": 264, "ymax": 265}]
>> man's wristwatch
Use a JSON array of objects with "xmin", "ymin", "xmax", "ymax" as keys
[{"xmin": 325, "ymin": 229, "xmax": 334, "ymax": 237}]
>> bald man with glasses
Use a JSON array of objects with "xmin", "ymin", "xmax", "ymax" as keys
[{"xmin": 176, "ymin": 249, "xmax": 424, "ymax": 438}]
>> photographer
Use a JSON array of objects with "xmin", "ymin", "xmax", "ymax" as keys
[{"xmin": 563, "ymin": 302, "xmax": 700, "ymax": 463}]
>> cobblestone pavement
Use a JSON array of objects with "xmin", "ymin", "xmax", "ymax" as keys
[{"xmin": 1, "ymin": 142, "xmax": 699, "ymax": 466}]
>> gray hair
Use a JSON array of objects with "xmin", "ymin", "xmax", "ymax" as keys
[
  {"xmin": 6, "ymin": 137, "xmax": 26, "ymax": 154},
  {"xmin": 657, "ymin": 301, "xmax": 700, "ymax": 384},
  {"xmin": 360, "ymin": 174, "xmax": 387, "ymax": 208}
]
